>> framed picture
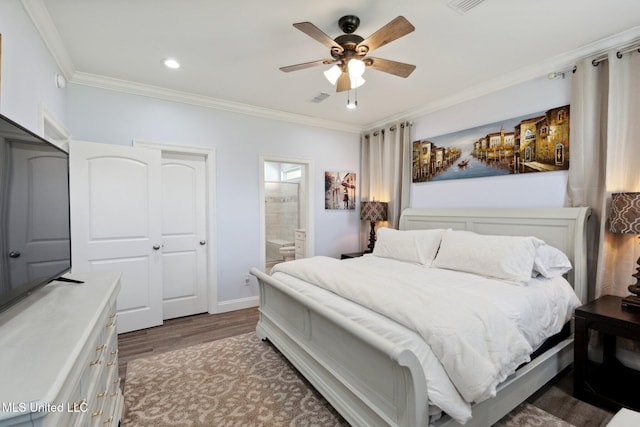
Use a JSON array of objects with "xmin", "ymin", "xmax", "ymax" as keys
[
  {"xmin": 324, "ymin": 171, "xmax": 356, "ymax": 210},
  {"xmin": 412, "ymin": 105, "xmax": 570, "ymax": 183}
]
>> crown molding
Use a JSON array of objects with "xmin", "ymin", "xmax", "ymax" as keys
[
  {"xmin": 21, "ymin": 0, "xmax": 75, "ymax": 79},
  {"xmin": 364, "ymin": 25, "xmax": 640, "ymax": 131},
  {"xmin": 70, "ymin": 72, "xmax": 363, "ymax": 134},
  {"xmin": 24, "ymin": 0, "xmax": 640, "ymax": 136},
  {"xmin": 21, "ymin": 0, "xmax": 360, "ymax": 134}
]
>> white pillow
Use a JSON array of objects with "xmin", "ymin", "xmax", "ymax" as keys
[
  {"xmin": 432, "ymin": 230, "xmax": 542, "ymax": 283},
  {"xmin": 533, "ymin": 244, "xmax": 572, "ymax": 278},
  {"xmin": 373, "ymin": 227, "xmax": 445, "ymax": 266}
]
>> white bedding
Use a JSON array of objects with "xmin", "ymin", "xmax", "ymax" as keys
[{"xmin": 271, "ymin": 254, "xmax": 580, "ymax": 424}]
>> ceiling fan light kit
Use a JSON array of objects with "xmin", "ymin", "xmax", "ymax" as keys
[{"xmin": 280, "ymin": 14, "xmax": 416, "ymax": 108}]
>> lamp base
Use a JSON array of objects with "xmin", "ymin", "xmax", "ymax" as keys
[
  {"xmin": 622, "ymin": 256, "xmax": 640, "ymax": 310},
  {"xmin": 621, "ymin": 295, "xmax": 640, "ymax": 310},
  {"xmin": 366, "ymin": 221, "xmax": 376, "ymax": 253}
]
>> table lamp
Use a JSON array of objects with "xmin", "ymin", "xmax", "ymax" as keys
[
  {"xmin": 360, "ymin": 201, "xmax": 388, "ymax": 253},
  {"xmin": 608, "ymin": 192, "xmax": 640, "ymax": 309}
]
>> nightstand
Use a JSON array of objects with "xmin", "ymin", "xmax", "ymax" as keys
[
  {"xmin": 340, "ymin": 252, "xmax": 365, "ymax": 259},
  {"xmin": 573, "ymin": 295, "xmax": 640, "ymax": 412}
]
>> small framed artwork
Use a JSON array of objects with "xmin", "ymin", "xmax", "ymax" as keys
[{"xmin": 325, "ymin": 171, "xmax": 356, "ymax": 210}]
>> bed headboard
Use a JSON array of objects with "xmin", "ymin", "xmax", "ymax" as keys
[{"xmin": 399, "ymin": 207, "xmax": 591, "ymax": 303}]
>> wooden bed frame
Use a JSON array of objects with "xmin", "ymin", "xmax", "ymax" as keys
[{"xmin": 250, "ymin": 207, "xmax": 591, "ymax": 427}]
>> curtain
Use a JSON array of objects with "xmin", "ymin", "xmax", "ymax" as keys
[
  {"xmin": 566, "ymin": 49, "xmax": 640, "ymax": 300},
  {"xmin": 361, "ymin": 122, "xmax": 412, "ymax": 248}
]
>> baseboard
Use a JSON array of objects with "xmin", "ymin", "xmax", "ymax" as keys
[{"xmin": 213, "ymin": 296, "xmax": 259, "ymax": 314}]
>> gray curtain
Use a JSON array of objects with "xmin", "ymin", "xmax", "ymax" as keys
[
  {"xmin": 361, "ymin": 122, "xmax": 412, "ymax": 248},
  {"xmin": 566, "ymin": 49, "xmax": 640, "ymax": 299}
]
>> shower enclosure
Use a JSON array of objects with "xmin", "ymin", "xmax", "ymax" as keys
[{"xmin": 264, "ymin": 162, "xmax": 306, "ymax": 271}]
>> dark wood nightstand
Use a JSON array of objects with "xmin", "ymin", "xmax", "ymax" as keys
[
  {"xmin": 340, "ymin": 252, "xmax": 365, "ymax": 259},
  {"xmin": 573, "ymin": 295, "xmax": 640, "ymax": 412}
]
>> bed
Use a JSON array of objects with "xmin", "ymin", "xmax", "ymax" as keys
[{"xmin": 250, "ymin": 207, "xmax": 591, "ymax": 427}]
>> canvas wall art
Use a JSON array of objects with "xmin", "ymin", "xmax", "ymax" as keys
[
  {"xmin": 412, "ymin": 105, "xmax": 570, "ymax": 183},
  {"xmin": 325, "ymin": 171, "xmax": 356, "ymax": 210}
]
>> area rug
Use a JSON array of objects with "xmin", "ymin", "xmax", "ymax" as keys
[{"xmin": 122, "ymin": 332, "xmax": 574, "ymax": 426}]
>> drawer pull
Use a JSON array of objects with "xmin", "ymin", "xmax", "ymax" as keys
[
  {"xmin": 107, "ymin": 312, "xmax": 117, "ymax": 319},
  {"xmin": 97, "ymin": 391, "xmax": 107, "ymax": 398},
  {"xmin": 92, "ymin": 410, "xmax": 103, "ymax": 417},
  {"xmin": 103, "ymin": 417, "xmax": 113, "ymax": 424},
  {"xmin": 110, "ymin": 350, "xmax": 119, "ymax": 355},
  {"xmin": 105, "ymin": 321, "xmax": 116, "ymax": 328},
  {"xmin": 107, "ymin": 360, "xmax": 117, "ymax": 367},
  {"xmin": 113, "ymin": 377, "xmax": 121, "ymax": 385},
  {"xmin": 110, "ymin": 391, "xmax": 119, "ymax": 397},
  {"xmin": 96, "ymin": 344, "xmax": 106, "ymax": 351},
  {"xmin": 89, "ymin": 359, "xmax": 102, "ymax": 366}
]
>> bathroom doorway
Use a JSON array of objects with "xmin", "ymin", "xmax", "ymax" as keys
[{"xmin": 259, "ymin": 155, "xmax": 313, "ymax": 273}]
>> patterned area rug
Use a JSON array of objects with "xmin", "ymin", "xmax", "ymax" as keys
[
  {"xmin": 495, "ymin": 403, "xmax": 575, "ymax": 427},
  {"xmin": 122, "ymin": 332, "xmax": 574, "ymax": 426}
]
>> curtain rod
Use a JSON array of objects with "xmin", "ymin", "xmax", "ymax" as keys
[{"xmin": 591, "ymin": 42, "xmax": 640, "ymax": 66}]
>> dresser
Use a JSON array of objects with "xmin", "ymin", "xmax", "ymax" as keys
[{"xmin": 0, "ymin": 271, "xmax": 123, "ymax": 427}]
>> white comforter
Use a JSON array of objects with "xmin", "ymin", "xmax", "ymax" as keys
[{"xmin": 272, "ymin": 255, "xmax": 580, "ymax": 424}]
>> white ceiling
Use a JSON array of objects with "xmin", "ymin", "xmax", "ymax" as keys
[{"xmin": 24, "ymin": 0, "xmax": 640, "ymax": 131}]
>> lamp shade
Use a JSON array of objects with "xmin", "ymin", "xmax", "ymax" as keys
[
  {"xmin": 360, "ymin": 201, "xmax": 388, "ymax": 222},
  {"xmin": 323, "ymin": 65, "xmax": 342, "ymax": 85},
  {"xmin": 609, "ymin": 192, "xmax": 640, "ymax": 234},
  {"xmin": 348, "ymin": 59, "xmax": 365, "ymax": 78}
]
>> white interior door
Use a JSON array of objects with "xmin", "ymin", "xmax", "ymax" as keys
[
  {"xmin": 161, "ymin": 153, "xmax": 207, "ymax": 319},
  {"xmin": 69, "ymin": 140, "xmax": 162, "ymax": 333}
]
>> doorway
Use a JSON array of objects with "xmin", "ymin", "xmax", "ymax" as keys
[{"xmin": 259, "ymin": 155, "xmax": 313, "ymax": 273}]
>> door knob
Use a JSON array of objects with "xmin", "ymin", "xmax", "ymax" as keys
[
  {"xmin": 153, "ymin": 245, "xmax": 161, "ymax": 250},
  {"xmin": 200, "ymin": 240, "xmax": 206, "ymax": 245},
  {"xmin": 9, "ymin": 251, "xmax": 21, "ymax": 258}
]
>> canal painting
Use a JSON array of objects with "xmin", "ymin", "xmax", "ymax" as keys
[{"xmin": 412, "ymin": 105, "xmax": 570, "ymax": 183}]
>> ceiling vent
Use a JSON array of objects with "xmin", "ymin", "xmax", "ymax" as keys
[
  {"xmin": 448, "ymin": 0, "xmax": 486, "ymax": 15},
  {"xmin": 311, "ymin": 92, "xmax": 330, "ymax": 103}
]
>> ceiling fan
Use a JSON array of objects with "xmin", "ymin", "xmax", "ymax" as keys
[{"xmin": 280, "ymin": 15, "xmax": 416, "ymax": 92}]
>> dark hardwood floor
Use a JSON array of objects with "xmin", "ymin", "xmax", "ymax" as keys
[{"xmin": 117, "ymin": 307, "xmax": 259, "ymax": 386}]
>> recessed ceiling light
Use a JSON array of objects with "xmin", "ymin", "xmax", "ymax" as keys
[{"xmin": 163, "ymin": 58, "xmax": 180, "ymax": 69}]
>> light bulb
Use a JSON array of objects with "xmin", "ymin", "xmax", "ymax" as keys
[{"xmin": 163, "ymin": 58, "xmax": 181, "ymax": 69}]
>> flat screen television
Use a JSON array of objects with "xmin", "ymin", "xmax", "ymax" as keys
[{"xmin": 0, "ymin": 114, "xmax": 71, "ymax": 313}]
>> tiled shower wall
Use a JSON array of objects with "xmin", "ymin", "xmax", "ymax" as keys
[{"xmin": 265, "ymin": 181, "xmax": 299, "ymax": 260}]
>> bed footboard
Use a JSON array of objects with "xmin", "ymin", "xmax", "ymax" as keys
[{"xmin": 250, "ymin": 267, "xmax": 429, "ymax": 427}]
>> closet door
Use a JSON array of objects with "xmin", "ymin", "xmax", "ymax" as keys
[
  {"xmin": 161, "ymin": 153, "xmax": 207, "ymax": 319},
  {"xmin": 69, "ymin": 141, "xmax": 162, "ymax": 333}
]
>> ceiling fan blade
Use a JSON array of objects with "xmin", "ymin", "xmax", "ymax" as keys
[
  {"xmin": 336, "ymin": 72, "xmax": 351, "ymax": 92},
  {"xmin": 365, "ymin": 57, "xmax": 416, "ymax": 78},
  {"xmin": 293, "ymin": 22, "xmax": 344, "ymax": 53},
  {"xmin": 357, "ymin": 16, "xmax": 415, "ymax": 53},
  {"xmin": 280, "ymin": 59, "xmax": 336, "ymax": 73}
]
